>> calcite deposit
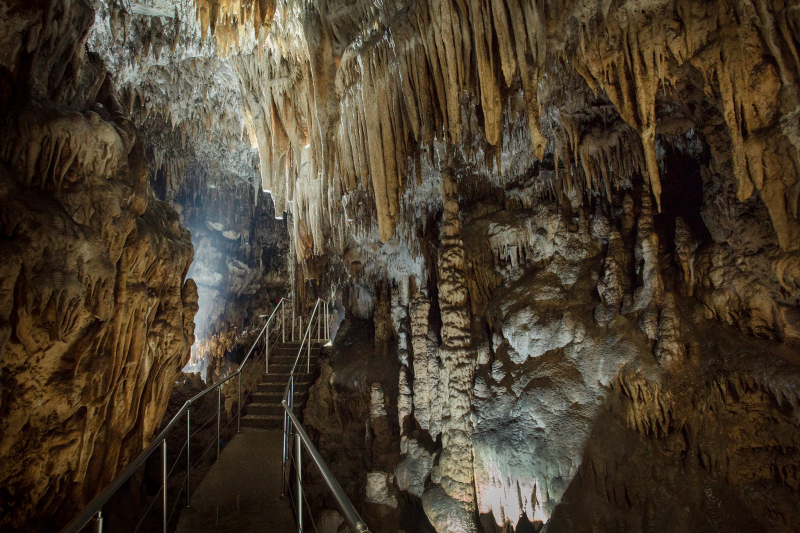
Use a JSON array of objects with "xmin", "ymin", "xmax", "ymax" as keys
[
  {"xmin": 2, "ymin": 0, "xmax": 800, "ymax": 531},
  {"xmin": 0, "ymin": 1, "xmax": 197, "ymax": 529}
]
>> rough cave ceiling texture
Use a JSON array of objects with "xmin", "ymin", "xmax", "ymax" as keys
[{"xmin": 1, "ymin": 0, "xmax": 800, "ymax": 531}]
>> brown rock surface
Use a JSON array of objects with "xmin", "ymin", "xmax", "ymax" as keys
[{"xmin": 0, "ymin": 1, "xmax": 197, "ymax": 529}]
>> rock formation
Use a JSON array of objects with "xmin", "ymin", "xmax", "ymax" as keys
[
  {"xmin": 89, "ymin": 0, "xmax": 293, "ymax": 380},
  {"xmin": 2, "ymin": 0, "xmax": 800, "ymax": 531},
  {"xmin": 0, "ymin": 1, "xmax": 197, "ymax": 529}
]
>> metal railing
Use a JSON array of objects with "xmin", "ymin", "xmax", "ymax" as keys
[
  {"xmin": 281, "ymin": 298, "xmax": 328, "ymax": 489},
  {"xmin": 61, "ymin": 295, "xmax": 365, "ymax": 533},
  {"xmin": 282, "ymin": 402, "xmax": 370, "ymax": 533},
  {"xmin": 279, "ymin": 299, "xmax": 370, "ymax": 533},
  {"xmin": 61, "ymin": 297, "xmax": 293, "ymax": 533}
]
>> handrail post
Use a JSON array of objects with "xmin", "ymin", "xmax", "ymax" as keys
[
  {"xmin": 282, "ymin": 300, "xmax": 285, "ymax": 343},
  {"xmin": 92, "ymin": 511, "xmax": 102, "ymax": 533},
  {"xmin": 291, "ymin": 305, "xmax": 295, "ymax": 341},
  {"xmin": 307, "ymin": 328, "xmax": 311, "ymax": 373},
  {"xmin": 317, "ymin": 305, "xmax": 321, "ymax": 341},
  {"xmin": 296, "ymin": 433, "xmax": 303, "ymax": 533},
  {"xmin": 216, "ymin": 386, "xmax": 221, "ymax": 462},
  {"xmin": 162, "ymin": 439, "xmax": 167, "ymax": 533},
  {"xmin": 237, "ymin": 372, "xmax": 242, "ymax": 434},
  {"xmin": 266, "ymin": 323, "xmax": 270, "ymax": 373},
  {"xmin": 186, "ymin": 407, "xmax": 191, "ymax": 508},
  {"xmin": 281, "ymin": 405, "xmax": 288, "ymax": 497}
]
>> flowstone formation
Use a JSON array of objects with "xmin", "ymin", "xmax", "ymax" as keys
[
  {"xmin": 252, "ymin": 0, "xmax": 800, "ymax": 531},
  {"xmin": 0, "ymin": 0, "xmax": 197, "ymax": 530}
]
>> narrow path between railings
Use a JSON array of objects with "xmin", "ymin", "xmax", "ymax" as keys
[{"xmin": 175, "ymin": 428, "xmax": 294, "ymax": 533}]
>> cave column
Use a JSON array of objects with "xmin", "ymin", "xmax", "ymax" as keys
[
  {"xmin": 422, "ymin": 166, "xmax": 478, "ymax": 533},
  {"xmin": 391, "ymin": 278, "xmax": 412, "ymax": 440}
]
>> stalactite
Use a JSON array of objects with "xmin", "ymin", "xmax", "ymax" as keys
[{"xmin": 41, "ymin": 1, "xmax": 800, "ymax": 530}]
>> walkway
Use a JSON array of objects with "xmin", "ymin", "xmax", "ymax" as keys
[{"xmin": 175, "ymin": 428, "xmax": 295, "ymax": 533}]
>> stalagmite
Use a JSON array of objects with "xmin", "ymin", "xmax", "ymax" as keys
[
  {"xmin": 422, "ymin": 167, "xmax": 478, "ymax": 533},
  {"xmin": 392, "ymin": 282, "xmax": 413, "ymax": 434},
  {"xmin": 630, "ymin": 188, "xmax": 664, "ymax": 322},
  {"xmin": 675, "ymin": 217, "xmax": 699, "ymax": 296},
  {"xmin": 410, "ymin": 295, "xmax": 439, "ymax": 436},
  {"xmin": 655, "ymin": 293, "xmax": 685, "ymax": 368},
  {"xmin": 597, "ymin": 229, "xmax": 627, "ymax": 325}
]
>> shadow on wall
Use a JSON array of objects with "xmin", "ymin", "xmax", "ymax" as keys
[
  {"xmin": 542, "ymin": 349, "xmax": 800, "ymax": 532},
  {"xmin": 653, "ymin": 135, "xmax": 712, "ymax": 250}
]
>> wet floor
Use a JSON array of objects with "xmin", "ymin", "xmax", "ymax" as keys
[{"xmin": 175, "ymin": 428, "xmax": 295, "ymax": 533}]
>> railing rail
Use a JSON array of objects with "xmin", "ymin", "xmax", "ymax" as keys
[
  {"xmin": 61, "ymin": 295, "xmax": 361, "ymax": 533},
  {"xmin": 61, "ymin": 297, "xmax": 293, "ymax": 533},
  {"xmin": 283, "ymin": 401, "xmax": 370, "ymax": 533},
  {"xmin": 281, "ymin": 298, "xmax": 327, "ymax": 489},
  {"xmin": 280, "ymin": 298, "xmax": 368, "ymax": 533}
]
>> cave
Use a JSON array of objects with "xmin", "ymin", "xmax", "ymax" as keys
[{"xmin": 1, "ymin": 1, "xmax": 800, "ymax": 532}]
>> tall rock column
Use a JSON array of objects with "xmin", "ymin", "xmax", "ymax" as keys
[
  {"xmin": 391, "ymin": 280, "xmax": 412, "ymax": 438},
  {"xmin": 423, "ymin": 167, "xmax": 477, "ymax": 533}
]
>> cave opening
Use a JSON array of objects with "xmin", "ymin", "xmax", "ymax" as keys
[{"xmin": 654, "ymin": 135, "xmax": 713, "ymax": 252}]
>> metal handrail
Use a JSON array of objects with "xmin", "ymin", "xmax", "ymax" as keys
[
  {"xmin": 283, "ymin": 401, "xmax": 370, "ymax": 533},
  {"xmin": 281, "ymin": 298, "xmax": 339, "ymax": 532},
  {"xmin": 288, "ymin": 299, "xmax": 321, "ymax": 378},
  {"xmin": 61, "ymin": 297, "xmax": 293, "ymax": 533},
  {"xmin": 280, "ymin": 297, "xmax": 327, "ymax": 465}
]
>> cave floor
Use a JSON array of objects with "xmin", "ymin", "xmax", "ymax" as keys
[{"xmin": 175, "ymin": 428, "xmax": 295, "ymax": 533}]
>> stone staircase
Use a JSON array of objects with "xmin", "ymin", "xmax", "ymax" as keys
[{"xmin": 240, "ymin": 341, "xmax": 324, "ymax": 429}]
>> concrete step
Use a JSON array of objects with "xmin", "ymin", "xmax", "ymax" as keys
[
  {"xmin": 271, "ymin": 341, "xmax": 326, "ymax": 349},
  {"xmin": 270, "ymin": 341, "xmax": 325, "ymax": 348},
  {"xmin": 262, "ymin": 346, "xmax": 322, "ymax": 361},
  {"xmin": 240, "ymin": 414, "xmax": 283, "ymax": 429},
  {"xmin": 263, "ymin": 362, "xmax": 318, "ymax": 373},
  {"xmin": 269, "ymin": 348, "xmax": 321, "ymax": 361},
  {"xmin": 263, "ymin": 363, "xmax": 316, "ymax": 373},
  {"xmin": 259, "ymin": 370, "xmax": 312, "ymax": 380},
  {"xmin": 265, "ymin": 353, "xmax": 320, "ymax": 362},
  {"xmin": 252, "ymin": 389, "xmax": 306, "ymax": 400},
  {"xmin": 266, "ymin": 346, "xmax": 321, "ymax": 361},
  {"xmin": 256, "ymin": 381, "xmax": 310, "ymax": 393},
  {"xmin": 251, "ymin": 391, "xmax": 307, "ymax": 404},
  {"xmin": 245, "ymin": 402, "xmax": 308, "ymax": 417}
]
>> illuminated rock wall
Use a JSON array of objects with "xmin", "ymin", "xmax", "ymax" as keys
[{"xmin": 0, "ymin": 1, "xmax": 196, "ymax": 529}]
